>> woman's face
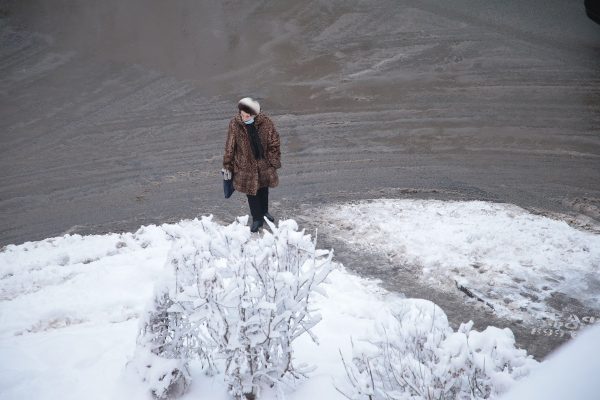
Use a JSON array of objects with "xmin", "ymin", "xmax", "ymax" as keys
[{"xmin": 240, "ymin": 110, "xmax": 253, "ymax": 122}]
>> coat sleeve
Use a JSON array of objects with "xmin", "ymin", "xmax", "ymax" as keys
[
  {"xmin": 223, "ymin": 119, "xmax": 236, "ymax": 171},
  {"xmin": 267, "ymin": 119, "xmax": 281, "ymax": 169}
]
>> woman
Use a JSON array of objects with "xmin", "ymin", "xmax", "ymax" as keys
[{"xmin": 222, "ymin": 97, "xmax": 281, "ymax": 232}]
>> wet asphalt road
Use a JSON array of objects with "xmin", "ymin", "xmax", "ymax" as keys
[{"xmin": 1, "ymin": 0, "xmax": 599, "ymax": 359}]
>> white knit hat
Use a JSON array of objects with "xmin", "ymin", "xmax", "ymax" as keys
[{"xmin": 238, "ymin": 97, "xmax": 261, "ymax": 115}]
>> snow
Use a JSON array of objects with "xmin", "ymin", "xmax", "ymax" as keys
[
  {"xmin": 0, "ymin": 202, "xmax": 596, "ymax": 399},
  {"xmin": 314, "ymin": 199, "xmax": 600, "ymax": 322},
  {"xmin": 500, "ymin": 324, "xmax": 600, "ymax": 400},
  {"xmin": 0, "ymin": 225, "xmax": 172, "ymax": 399}
]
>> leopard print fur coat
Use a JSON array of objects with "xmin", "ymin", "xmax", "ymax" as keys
[{"xmin": 223, "ymin": 113, "xmax": 281, "ymax": 196}]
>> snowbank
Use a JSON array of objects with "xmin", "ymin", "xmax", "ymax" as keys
[
  {"xmin": 500, "ymin": 324, "xmax": 600, "ymax": 400},
  {"xmin": 0, "ymin": 215, "xmax": 539, "ymax": 399}
]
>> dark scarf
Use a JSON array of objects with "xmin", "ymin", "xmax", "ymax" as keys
[{"xmin": 245, "ymin": 121, "xmax": 264, "ymax": 160}]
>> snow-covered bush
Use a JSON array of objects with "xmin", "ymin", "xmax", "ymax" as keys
[
  {"xmin": 129, "ymin": 216, "xmax": 335, "ymax": 399},
  {"xmin": 340, "ymin": 299, "xmax": 537, "ymax": 400},
  {"xmin": 129, "ymin": 290, "xmax": 192, "ymax": 400}
]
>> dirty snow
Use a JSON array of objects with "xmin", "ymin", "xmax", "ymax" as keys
[{"xmin": 315, "ymin": 199, "xmax": 600, "ymax": 323}]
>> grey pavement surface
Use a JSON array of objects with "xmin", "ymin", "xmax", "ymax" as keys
[{"xmin": 1, "ymin": 0, "xmax": 599, "ymax": 359}]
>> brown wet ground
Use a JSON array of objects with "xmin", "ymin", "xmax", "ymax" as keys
[{"xmin": 1, "ymin": 0, "xmax": 599, "ymax": 359}]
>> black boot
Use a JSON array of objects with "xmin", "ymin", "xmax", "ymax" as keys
[
  {"xmin": 264, "ymin": 212, "xmax": 275, "ymax": 222},
  {"xmin": 250, "ymin": 218, "xmax": 263, "ymax": 233}
]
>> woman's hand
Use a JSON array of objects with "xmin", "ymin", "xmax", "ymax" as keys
[{"xmin": 221, "ymin": 168, "xmax": 232, "ymax": 180}]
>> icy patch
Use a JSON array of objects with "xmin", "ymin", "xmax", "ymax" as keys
[{"xmin": 315, "ymin": 199, "xmax": 600, "ymax": 322}]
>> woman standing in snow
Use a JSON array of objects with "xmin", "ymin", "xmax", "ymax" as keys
[{"xmin": 222, "ymin": 97, "xmax": 281, "ymax": 232}]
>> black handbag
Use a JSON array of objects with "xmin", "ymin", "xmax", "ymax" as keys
[{"xmin": 222, "ymin": 171, "xmax": 234, "ymax": 198}]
